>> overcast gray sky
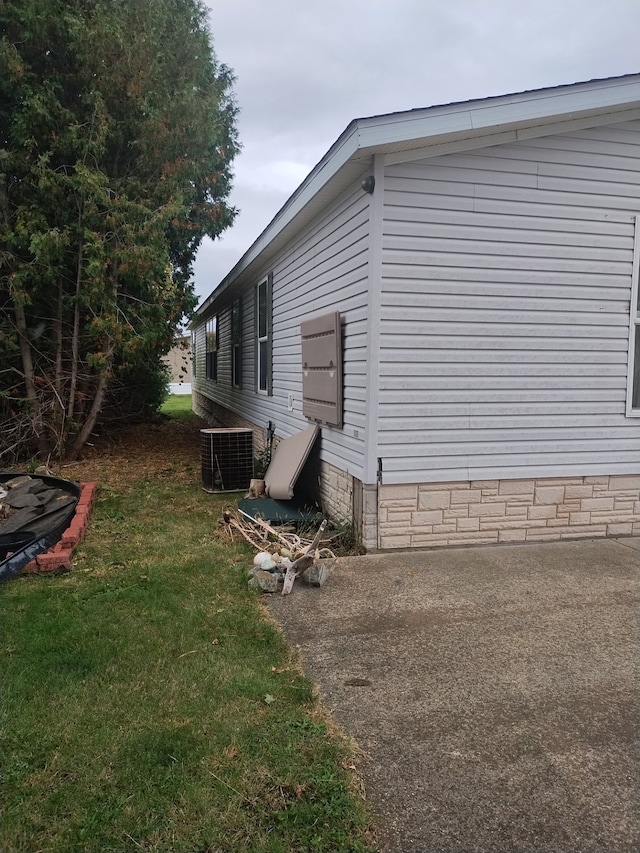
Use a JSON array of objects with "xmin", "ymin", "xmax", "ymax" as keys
[{"xmin": 192, "ymin": 0, "xmax": 640, "ymax": 305}]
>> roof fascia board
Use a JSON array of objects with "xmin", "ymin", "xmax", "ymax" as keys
[
  {"xmin": 355, "ymin": 76, "xmax": 640, "ymax": 151},
  {"xmin": 197, "ymin": 124, "xmax": 361, "ymax": 317},
  {"xmin": 196, "ymin": 74, "xmax": 640, "ymax": 319},
  {"xmin": 514, "ymin": 105, "xmax": 640, "ymax": 139},
  {"xmin": 384, "ymin": 106, "xmax": 640, "ymax": 166}
]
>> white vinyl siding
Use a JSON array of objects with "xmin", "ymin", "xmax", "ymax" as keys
[
  {"xmin": 627, "ymin": 215, "xmax": 640, "ymax": 415},
  {"xmin": 194, "ymin": 180, "xmax": 371, "ymax": 479},
  {"xmin": 379, "ymin": 120, "xmax": 640, "ymax": 483},
  {"xmin": 192, "ymin": 325, "xmax": 205, "ymax": 382},
  {"xmin": 269, "ymin": 186, "xmax": 370, "ymax": 476}
]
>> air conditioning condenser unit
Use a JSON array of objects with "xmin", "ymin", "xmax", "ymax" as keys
[{"xmin": 201, "ymin": 428, "xmax": 254, "ymax": 492}]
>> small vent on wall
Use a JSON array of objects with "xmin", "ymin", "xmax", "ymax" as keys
[{"xmin": 201, "ymin": 428, "xmax": 254, "ymax": 492}]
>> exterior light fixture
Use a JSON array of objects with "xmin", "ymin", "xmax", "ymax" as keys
[{"xmin": 361, "ymin": 175, "xmax": 375, "ymax": 194}]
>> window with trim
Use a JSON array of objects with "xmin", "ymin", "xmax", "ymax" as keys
[
  {"xmin": 256, "ymin": 276, "xmax": 271, "ymax": 393},
  {"xmin": 627, "ymin": 215, "xmax": 640, "ymax": 415},
  {"xmin": 206, "ymin": 316, "xmax": 218, "ymax": 381},
  {"xmin": 231, "ymin": 298, "xmax": 242, "ymax": 388},
  {"xmin": 191, "ymin": 331, "xmax": 197, "ymax": 378}
]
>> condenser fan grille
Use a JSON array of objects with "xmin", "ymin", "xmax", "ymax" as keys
[{"xmin": 201, "ymin": 428, "xmax": 254, "ymax": 492}]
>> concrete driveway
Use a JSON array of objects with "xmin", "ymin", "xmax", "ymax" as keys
[{"xmin": 267, "ymin": 538, "xmax": 640, "ymax": 853}]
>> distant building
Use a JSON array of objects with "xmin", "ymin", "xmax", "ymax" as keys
[{"xmin": 164, "ymin": 335, "xmax": 192, "ymax": 395}]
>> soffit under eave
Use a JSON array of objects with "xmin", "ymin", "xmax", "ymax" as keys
[
  {"xmin": 354, "ymin": 102, "xmax": 640, "ymax": 163},
  {"xmin": 196, "ymin": 95, "xmax": 640, "ymax": 322}
]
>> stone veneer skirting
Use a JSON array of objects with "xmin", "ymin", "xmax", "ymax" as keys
[
  {"xmin": 378, "ymin": 475, "xmax": 640, "ymax": 549},
  {"xmin": 192, "ymin": 395, "xmax": 639, "ymax": 551},
  {"xmin": 318, "ymin": 462, "xmax": 378, "ymax": 550},
  {"xmin": 318, "ymin": 460, "xmax": 353, "ymax": 523}
]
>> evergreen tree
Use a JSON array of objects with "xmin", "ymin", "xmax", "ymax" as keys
[{"xmin": 0, "ymin": 0, "xmax": 237, "ymax": 461}]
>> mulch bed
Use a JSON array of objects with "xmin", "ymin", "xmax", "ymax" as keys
[
  {"xmin": 59, "ymin": 415, "xmax": 206, "ymax": 490},
  {"xmin": 19, "ymin": 413, "xmax": 206, "ymax": 574}
]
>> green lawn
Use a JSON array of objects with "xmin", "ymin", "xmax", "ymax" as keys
[
  {"xmin": 0, "ymin": 406, "xmax": 373, "ymax": 853},
  {"xmin": 161, "ymin": 393, "xmax": 195, "ymax": 419}
]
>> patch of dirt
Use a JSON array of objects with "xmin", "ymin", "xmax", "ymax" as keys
[
  {"xmin": 57, "ymin": 415, "xmax": 206, "ymax": 491},
  {"xmin": 50, "ymin": 414, "xmax": 361, "ymax": 555}
]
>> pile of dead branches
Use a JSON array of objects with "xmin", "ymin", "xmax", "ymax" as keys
[{"xmin": 222, "ymin": 506, "xmax": 337, "ymax": 560}]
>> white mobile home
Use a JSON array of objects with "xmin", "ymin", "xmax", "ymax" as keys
[{"xmin": 192, "ymin": 74, "xmax": 640, "ymax": 550}]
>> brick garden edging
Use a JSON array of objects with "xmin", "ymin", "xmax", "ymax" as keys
[{"xmin": 21, "ymin": 481, "xmax": 100, "ymax": 574}]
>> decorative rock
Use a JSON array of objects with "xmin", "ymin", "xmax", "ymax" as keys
[
  {"xmin": 253, "ymin": 551, "xmax": 272, "ymax": 567},
  {"xmin": 24, "ymin": 479, "xmax": 48, "ymax": 495},
  {"xmin": 289, "ymin": 553, "xmax": 314, "ymax": 575},
  {"xmin": 5, "ymin": 492, "xmax": 41, "ymax": 509},
  {"xmin": 3, "ymin": 478, "xmax": 48, "ymax": 506},
  {"xmin": 302, "ymin": 561, "xmax": 331, "ymax": 588},
  {"xmin": 248, "ymin": 569, "xmax": 279, "ymax": 593},
  {"xmin": 4, "ymin": 476, "xmax": 32, "ymax": 490},
  {"xmin": 249, "ymin": 561, "xmax": 279, "ymax": 576}
]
